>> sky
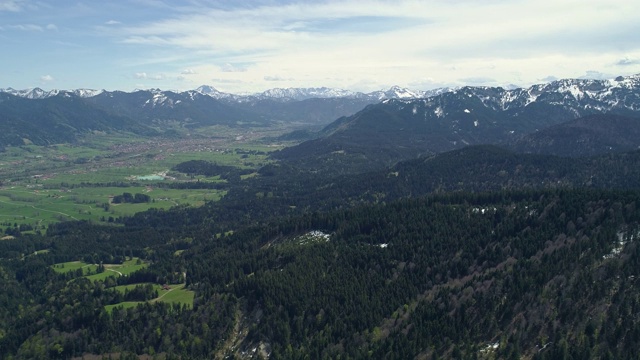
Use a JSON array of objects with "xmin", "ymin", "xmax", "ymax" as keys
[{"xmin": 1, "ymin": 0, "xmax": 640, "ymax": 94}]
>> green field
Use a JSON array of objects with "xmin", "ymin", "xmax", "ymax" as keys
[
  {"xmin": 51, "ymin": 258, "xmax": 148, "ymax": 280},
  {"xmin": 153, "ymin": 285, "xmax": 194, "ymax": 307},
  {"xmin": 105, "ymin": 284, "xmax": 194, "ymax": 312},
  {"xmin": 0, "ymin": 133, "xmax": 280, "ymax": 230},
  {"xmin": 112, "ymin": 283, "xmax": 167, "ymax": 294},
  {"xmin": 51, "ymin": 261, "xmax": 97, "ymax": 275},
  {"xmin": 85, "ymin": 258, "xmax": 148, "ymax": 281},
  {"xmin": 50, "ymin": 259, "xmax": 194, "ymax": 312}
]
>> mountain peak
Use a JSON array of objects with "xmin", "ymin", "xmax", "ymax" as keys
[
  {"xmin": 256, "ymin": 87, "xmax": 359, "ymax": 101},
  {"xmin": 195, "ymin": 85, "xmax": 220, "ymax": 94}
]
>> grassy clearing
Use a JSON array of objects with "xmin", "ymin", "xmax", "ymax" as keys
[
  {"xmin": 154, "ymin": 285, "xmax": 194, "ymax": 308},
  {"xmin": 105, "ymin": 283, "xmax": 194, "ymax": 313},
  {"xmin": 52, "ymin": 258, "xmax": 147, "ymax": 280},
  {"xmin": 104, "ymin": 301, "xmax": 143, "ymax": 313},
  {"xmin": 85, "ymin": 258, "xmax": 148, "ymax": 281},
  {"xmin": 111, "ymin": 283, "xmax": 166, "ymax": 295},
  {"xmin": 52, "ymin": 261, "xmax": 91, "ymax": 274}
]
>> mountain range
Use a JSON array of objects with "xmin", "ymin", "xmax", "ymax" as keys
[
  {"xmin": 0, "ymin": 84, "xmax": 445, "ymax": 102},
  {"xmin": 1, "ymin": 74, "xmax": 639, "ymax": 158},
  {"xmin": 274, "ymin": 75, "xmax": 640, "ymax": 172}
]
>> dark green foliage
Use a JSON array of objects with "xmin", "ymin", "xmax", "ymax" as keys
[
  {"xmin": 4, "ymin": 188, "xmax": 640, "ymax": 358},
  {"xmin": 4, "ymin": 142, "xmax": 640, "ymax": 358},
  {"xmin": 111, "ymin": 192, "xmax": 151, "ymax": 204},
  {"xmin": 509, "ymin": 114, "xmax": 640, "ymax": 157},
  {"xmin": 172, "ymin": 160, "xmax": 253, "ymax": 181}
]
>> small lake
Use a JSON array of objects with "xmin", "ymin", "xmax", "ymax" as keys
[{"xmin": 136, "ymin": 175, "xmax": 165, "ymax": 181}]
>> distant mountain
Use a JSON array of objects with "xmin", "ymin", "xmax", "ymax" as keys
[
  {"xmin": 254, "ymin": 87, "xmax": 360, "ymax": 101},
  {"xmin": 0, "ymin": 87, "xmax": 104, "ymax": 99},
  {"xmin": 86, "ymin": 89, "xmax": 268, "ymax": 128},
  {"xmin": 2, "ymin": 75, "xmax": 639, "ymax": 151},
  {"xmin": 1, "ymin": 85, "xmax": 436, "ymax": 102},
  {"xmin": 1, "ymin": 85, "xmax": 437, "ymax": 129},
  {"xmin": 274, "ymin": 74, "xmax": 640, "ymax": 173}
]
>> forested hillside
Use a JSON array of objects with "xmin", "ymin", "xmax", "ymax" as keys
[
  {"xmin": 1, "ymin": 141, "xmax": 640, "ymax": 358},
  {"xmin": 1, "ymin": 189, "xmax": 640, "ymax": 359}
]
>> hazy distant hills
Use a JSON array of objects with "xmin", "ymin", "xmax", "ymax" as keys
[
  {"xmin": 1, "ymin": 74, "xmax": 639, "ymax": 154},
  {"xmin": 85, "ymin": 89, "xmax": 267, "ymax": 128},
  {"xmin": 274, "ymin": 75, "xmax": 640, "ymax": 173},
  {"xmin": 0, "ymin": 84, "xmax": 437, "ymax": 148},
  {"xmin": 0, "ymin": 92, "xmax": 156, "ymax": 147}
]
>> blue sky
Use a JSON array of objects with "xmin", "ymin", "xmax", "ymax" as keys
[{"xmin": 1, "ymin": 0, "xmax": 639, "ymax": 93}]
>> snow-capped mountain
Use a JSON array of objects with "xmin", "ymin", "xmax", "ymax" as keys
[
  {"xmin": 0, "ymin": 87, "xmax": 104, "ymax": 99},
  {"xmin": 72, "ymin": 89, "xmax": 104, "ymax": 98},
  {"xmin": 274, "ymin": 74, "xmax": 640, "ymax": 173},
  {"xmin": 4, "ymin": 75, "xmax": 640, "ymax": 107},
  {"xmin": 380, "ymin": 74, "xmax": 640, "ymax": 123},
  {"xmin": 254, "ymin": 87, "xmax": 361, "ymax": 101},
  {"xmin": 368, "ymin": 86, "xmax": 426, "ymax": 100},
  {"xmin": 0, "ymin": 73, "xmax": 639, "ymax": 156},
  {"xmin": 194, "ymin": 85, "xmax": 241, "ymax": 101}
]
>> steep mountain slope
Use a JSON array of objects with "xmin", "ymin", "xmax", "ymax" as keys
[
  {"xmin": 508, "ymin": 114, "xmax": 640, "ymax": 156},
  {"xmin": 274, "ymin": 75, "xmax": 640, "ymax": 173},
  {"xmin": 223, "ymin": 146, "xmax": 640, "ymax": 222},
  {"xmin": 0, "ymin": 93, "xmax": 155, "ymax": 148}
]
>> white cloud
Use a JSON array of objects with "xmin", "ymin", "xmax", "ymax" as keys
[
  {"xmin": 0, "ymin": 0, "xmax": 24, "ymax": 12},
  {"xmin": 539, "ymin": 76, "xmax": 558, "ymax": 82},
  {"xmin": 221, "ymin": 63, "xmax": 247, "ymax": 73},
  {"xmin": 9, "ymin": 24, "xmax": 43, "ymax": 31},
  {"xmin": 264, "ymin": 75, "xmax": 293, "ymax": 82},
  {"xmin": 135, "ymin": 72, "xmax": 165, "ymax": 80},
  {"xmin": 40, "ymin": 74, "xmax": 54, "ymax": 82},
  {"xmin": 458, "ymin": 77, "xmax": 498, "ymax": 86},
  {"xmin": 579, "ymin": 70, "xmax": 614, "ymax": 80},
  {"xmin": 211, "ymin": 78, "xmax": 244, "ymax": 84},
  {"xmin": 617, "ymin": 57, "xmax": 640, "ymax": 66},
  {"xmin": 5, "ymin": 0, "xmax": 638, "ymax": 92},
  {"xmin": 105, "ymin": 0, "xmax": 640, "ymax": 91}
]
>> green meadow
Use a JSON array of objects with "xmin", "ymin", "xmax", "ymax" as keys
[
  {"xmin": 0, "ymin": 133, "xmax": 279, "ymax": 230},
  {"xmin": 51, "ymin": 261, "xmax": 98, "ymax": 275},
  {"xmin": 51, "ymin": 258, "xmax": 194, "ymax": 311},
  {"xmin": 51, "ymin": 258, "xmax": 148, "ymax": 280},
  {"xmin": 105, "ymin": 284, "xmax": 195, "ymax": 312}
]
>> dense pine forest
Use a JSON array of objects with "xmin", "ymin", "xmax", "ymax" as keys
[{"xmin": 1, "ymin": 142, "xmax": 640, "ymax": 358}]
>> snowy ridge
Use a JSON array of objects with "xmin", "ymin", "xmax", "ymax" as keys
[
  {"xmin": 406, "ymin": 74, "xmax": 640, "ymax": 116},
  {"xmin": 0, "ymin": 87, "xmax": 104, "ymax": 99},
  {"xmin": 2, "ymin": 74, "xmax": 639, "ymax": 110},
  {"xmin": 256, "ymin": 87, "xmax": 359, "ymax": 101}
]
